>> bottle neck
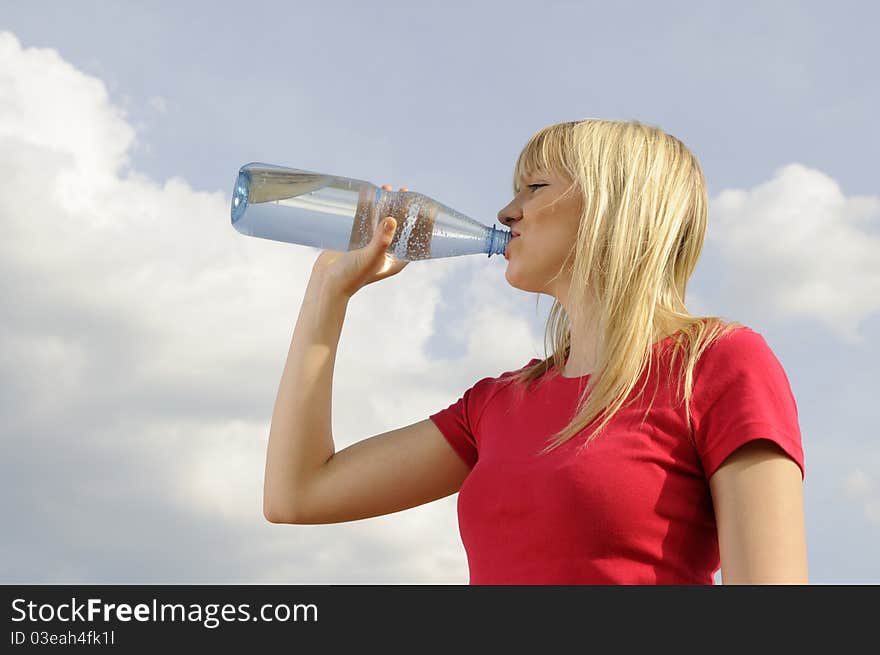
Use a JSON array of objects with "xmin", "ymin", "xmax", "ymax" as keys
[{"xmin": 485, "ymin": 224, "xmax": 512, "ymax": 257}]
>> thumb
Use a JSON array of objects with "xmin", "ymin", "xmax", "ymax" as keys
[
  {"xmin": 368, "ymin": 217, "xmax": 409, "ymax": 279},
  {"xmin": 361, "ymin": 217, "xmax": 395, "ymax": 268},
  {"xmin": 376, "ymin": 217, "xmax": 396, "ymax": 248}
]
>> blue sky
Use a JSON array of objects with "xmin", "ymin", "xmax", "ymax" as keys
[{"xmin": 0, "ymin": 0, "xmax": 877, "ymax": 583}]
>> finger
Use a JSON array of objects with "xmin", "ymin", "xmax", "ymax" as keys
[
  {"xmin": 375, "ymin": 224, "xmax": 400, "ymax": 273},
  {"xmin": 400, "ymin": 187, "xmax": 408, "ymax": 192},
  {"xmin": 375, "ymin": 217, "xmax": 396, "ymax": 247},
  {"xmin": 381, "ymin": 184, "xmax": 392, "ymax": 190}
]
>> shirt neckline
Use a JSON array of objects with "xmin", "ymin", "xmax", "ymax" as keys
[
  {"xmin": 557, "ymin": 367, "xmax": 592, "ymax": 381},
  {"xmin": 544, "ymin": 331, "xmax": 689, "ymax": 382}
]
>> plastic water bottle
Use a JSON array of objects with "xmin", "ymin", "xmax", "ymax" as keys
[{"xmin": 230, "ymin": 162, "xmax": 511, "ymax": 261}]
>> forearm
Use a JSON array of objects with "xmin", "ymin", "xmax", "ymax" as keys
[{"xmin": 263, "ymin": 274, "xmax": 349, "ymax": 521}]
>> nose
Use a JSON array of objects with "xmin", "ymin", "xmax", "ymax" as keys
[{"xmin": 497, "ymin": 201, "xmax": 520, "ymax": 229}]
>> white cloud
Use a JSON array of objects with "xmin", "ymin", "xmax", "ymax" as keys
[
  {"xmin": 708, "ymin": 163, "xmax": 880, "ymax": 344},
  {"xmin": 844, "ymin": 469, "xmax": 873, "ymax": 496},
  {"xmin": 0, "ymin": 32, "xmax": 136, "ymax": 191},
  {"xmin": 843, "ymin": 469, "xmax": 880, "ymax": 526},
  {"xmin": 149, "ymin": 95, "xmax": 168, "ymax": 113}
]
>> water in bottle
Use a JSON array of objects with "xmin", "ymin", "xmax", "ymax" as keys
[{"xmin": 230, "ymin": 163, "xmax": 511, "ymax": 261}]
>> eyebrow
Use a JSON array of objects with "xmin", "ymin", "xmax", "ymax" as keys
[{"xmin": 520, "ymin": 172, "xmax": 546, "ymax": 184}]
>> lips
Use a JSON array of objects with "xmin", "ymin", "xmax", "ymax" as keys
[{"xmin": 505, "ymin": 233, "xmax": 519, "ymax": 259}]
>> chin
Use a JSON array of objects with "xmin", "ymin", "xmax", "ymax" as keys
[{"xmin": 504, "ymin": 265, "xmax": 540, "ymax": 294}]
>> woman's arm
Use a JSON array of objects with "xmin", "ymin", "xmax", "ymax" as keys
[{"xmin": 709, "ymin": 439, "xmax": 808, "ymax": 584}]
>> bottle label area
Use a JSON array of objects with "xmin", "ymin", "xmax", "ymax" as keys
[{"xmin": 348, "ymin": 186, "xmax": 438, "ymax": 260}]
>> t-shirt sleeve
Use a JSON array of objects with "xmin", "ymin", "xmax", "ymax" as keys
[
  {"xmin": 428, "ymin": 376, "xmax": 494, "ymax": 469},
  {"xmin": 690, "ymin": 328, "xmax": 805, "ymax": 481},
  {"xmin": 429, "ymin": 359, "xmax": 539, "ymax": 469}
]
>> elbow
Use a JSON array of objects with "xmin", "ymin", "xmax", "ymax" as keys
[
  {"xmin": 263, "ymin": 473, "xmax": 316, "ymax": 524},
  {"xmin": 264, "ymin": 508, "xmax": 297, "ymax": 524},
  {"xmin": 263, "ymin": 509, "xmax": 288, "ymax": 524},
  {"xmin": 263, "ymin": 498, "xmax": 298, "ymax": 524}
]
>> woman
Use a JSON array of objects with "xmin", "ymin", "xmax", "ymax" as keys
[{"xmin": 262, "ymin": 119, "xmax": 808, "ymax": 585}]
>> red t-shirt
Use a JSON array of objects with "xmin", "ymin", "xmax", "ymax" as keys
[{"xmin": 429, "ymin": 326, "xmax": 804, "ymax": 585}]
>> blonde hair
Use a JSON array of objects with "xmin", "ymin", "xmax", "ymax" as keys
[{"xmin": 502, "ymin": 119, "xmax": 744, "ymax": 456}]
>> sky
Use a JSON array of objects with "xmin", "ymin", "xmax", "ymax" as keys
[{"xmin": 0, "ymin": 0, "xmax": 878, "ymax": 584}]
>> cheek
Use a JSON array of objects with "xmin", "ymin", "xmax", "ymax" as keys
[{"xmin": 521, "ymin": 232, "xmax": 569, "ymax": 268}]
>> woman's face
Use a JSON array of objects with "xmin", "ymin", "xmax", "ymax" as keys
[{"xmin": 497, "ymin": 168, "xmax": 583, "ymax": 298}]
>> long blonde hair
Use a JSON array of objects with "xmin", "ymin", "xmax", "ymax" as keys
[{"xmin": 502, "ymin": 119, "xmax": 744, "ymax": 456}]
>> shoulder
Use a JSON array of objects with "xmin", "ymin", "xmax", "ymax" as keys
[
  {"xmin": 478, "ymin": 357, "xmax": 542, "ymax": 388},
  {"xmin": 704, "ymin": 324, "xmax": 765, "ymax": 353},
  {"xmin": 468, "ymin": 357, "xmax": 542, "ymax": 399},
  {"xmin": 443, "ymin": 358, "xmax": 542, "ymax": 431},
  {"xmin": 691, "ymin": 324, "xmax": 795, "ymax": 399},
  {"xmin": 694, "ymin": 325, "xmax": 782, "ymax": 376}
]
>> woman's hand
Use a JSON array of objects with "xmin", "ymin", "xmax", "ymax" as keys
[{"xmin": 311, "ymin": 186, "xmax": 410, "ymax": 300}]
